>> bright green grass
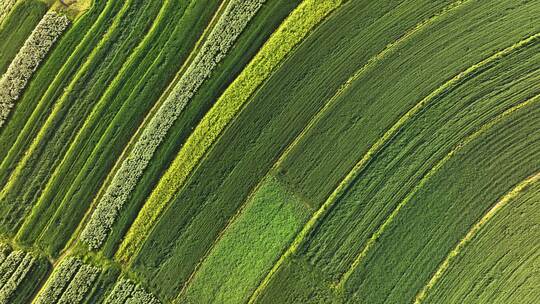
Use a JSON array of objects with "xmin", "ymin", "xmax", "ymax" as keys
[
  {"xmin": 423, "ymin": 181, "xmax": 540, "ymax": 304},
  {"xmin": 0, "ymin": 0, "xmax": 48, "ymax": 75},
  {"xmin": 180, "ymin": 176, "xmax": 309, "ymax": 303}
]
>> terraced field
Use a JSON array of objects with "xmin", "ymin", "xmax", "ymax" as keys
[{"xmin": 0, "ymin": 0, "xmax": 538, "ymax": 303}]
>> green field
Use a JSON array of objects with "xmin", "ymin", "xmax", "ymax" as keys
[{"xmin": 0, "ymin": 0, "xmax": 538, "ymax": 303}]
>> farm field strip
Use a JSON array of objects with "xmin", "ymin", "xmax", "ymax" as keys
[
  {"xmin": 0, "ymin": 0, "xmax": 17, "ymax": 25},
  {"xmin": 0, "ymin": 244, "xmax": 49, "ymax": 304},
  {"xmin": 301, "ymin": 34, "xmax": 540, "ymax": 281},
  {"xmin": 414, "ymin": 171, "xmax": 540, "ymax": 303},
  {"xmin": 0, "ymin": 0, "xmax": 48, "ymax": 75},
  {"xmin": 339, "ymin": 91, "xmax": 540, "ymax": 288},
  {"xmin": 103, "ymin": 278, "xmax": 160, "ymax": 304},
  {"xmin": 0, "ymin": 0, "xmax": 121, "ymax": 232},
  {"xmin": 117, "ymin": 0, "xmax": 345, "ymax": 265},
  {"xmin": 80, "ymin": 0, "xmax": 266, "ymax": 251},
  {"xmin": 0, "ymin": 11, "xmax": 69, "ymax": 128},
  {"xmin": 31, "ymin": 0, "xmax": 169, "ymax": 256},
  {"xmin": 13, "ymin": 0, "xmax": 218, "ymax": 253}
]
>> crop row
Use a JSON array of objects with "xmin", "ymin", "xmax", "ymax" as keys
[
  {"xmin": 116, "ymin": 0, "xmax": 345, "ymax": 262},
  {"xmin": 0, "ymin": 11, "xmax": 69, "ymax": 128},
  {"xmin": 0, "ymin": 251, "xmax": 34, "ymax": 303},
  {"xmin": 0, "ymin": 0, "xmax": 17, "ymax": 24},
  {"xmin": 80, "ymin": 0, "xmax": 267, "ymax": 250},
  {"xmin": 0, "ymin": 0, "xmax": 48, "ymax": 74},
  {"xmin": 104, "ymin": 278, "xmax": 160, "ymax": 304}
]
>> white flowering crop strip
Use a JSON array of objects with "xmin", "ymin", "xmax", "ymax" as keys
[
  {"xmin": 0, "ymin": 250, "xmax": 25, "ymax": 289},
  {"xmin": 56, "ymin": 263, "xmax": 100, "ymax": 304},
  {"xmin": 34, "ymin": 257, "xmax": 82, "ymax": 304},
  {"xmin": 104, "ymin": 278, "xmax": 160, "ymax": 304},
  {"xmin": 0, "ymin": 252, "xmax": 35, "ymax": 303},
  {"xmin": 0, "ymin": 0, "xmax": 17, "ymax": 25},
  {"xmin": 80, "ymin": 0, "xmax": 266, "ymax": 250},
  {"xmin": 0, "ymin": 11, "xmax": 70, "ymax": 128},
  {"xmin": 0, "ymin": 244, "xmax": 10, "ymax": 265}
]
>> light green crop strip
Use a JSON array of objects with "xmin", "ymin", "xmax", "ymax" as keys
[{"xmin": 115, "ymin": 0, "xmax": 344, "ymax": 263}]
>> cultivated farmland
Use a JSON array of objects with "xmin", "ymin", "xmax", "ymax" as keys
[{"xmin": 0, "ymin": 0, "xmax": 538, "ymax": 303}]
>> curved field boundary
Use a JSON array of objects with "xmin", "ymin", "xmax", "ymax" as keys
[
  {"xmin": 248, "ymin": 32, "xmax": 540, "ymax": 303},
  {"xmin": 0, "ymin": 11, "xmax": 70, "ymax": 128},
  {"xmin": 79, "ymin": 0, "xmax": 266, "ymax": 251},
  {"xmin": 414, "ymin": 171, "xmax": 540, "ymax": 303},
  {"xmin": 16, "ymin": 0, "xmax": 177, "ymax": 255},
  {"xmin": 116, "ymin": 0, "xmax": 345, "ymax": 265}
]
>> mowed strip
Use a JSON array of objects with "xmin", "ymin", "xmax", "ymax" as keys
[
  {"xmin": 0, "ymin": 10, "xmax": 70, "ymax": 128},
  {"xmin": 117, "ymin": 0, "xmax": 344, "ymax": 266}
]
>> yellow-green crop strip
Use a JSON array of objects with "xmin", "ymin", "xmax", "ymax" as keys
[{"xmin": 116, "ymin": 0, "xmax": 345, "ymax": 264}]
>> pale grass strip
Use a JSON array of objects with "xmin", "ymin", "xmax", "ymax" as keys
[
  {"xmin": 338, "ymin": 92, "xmax": 540, "ymax": 288},
  {"xmin": 413, "ymin": 172, "xmax": 540, "ymax": 303}
]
